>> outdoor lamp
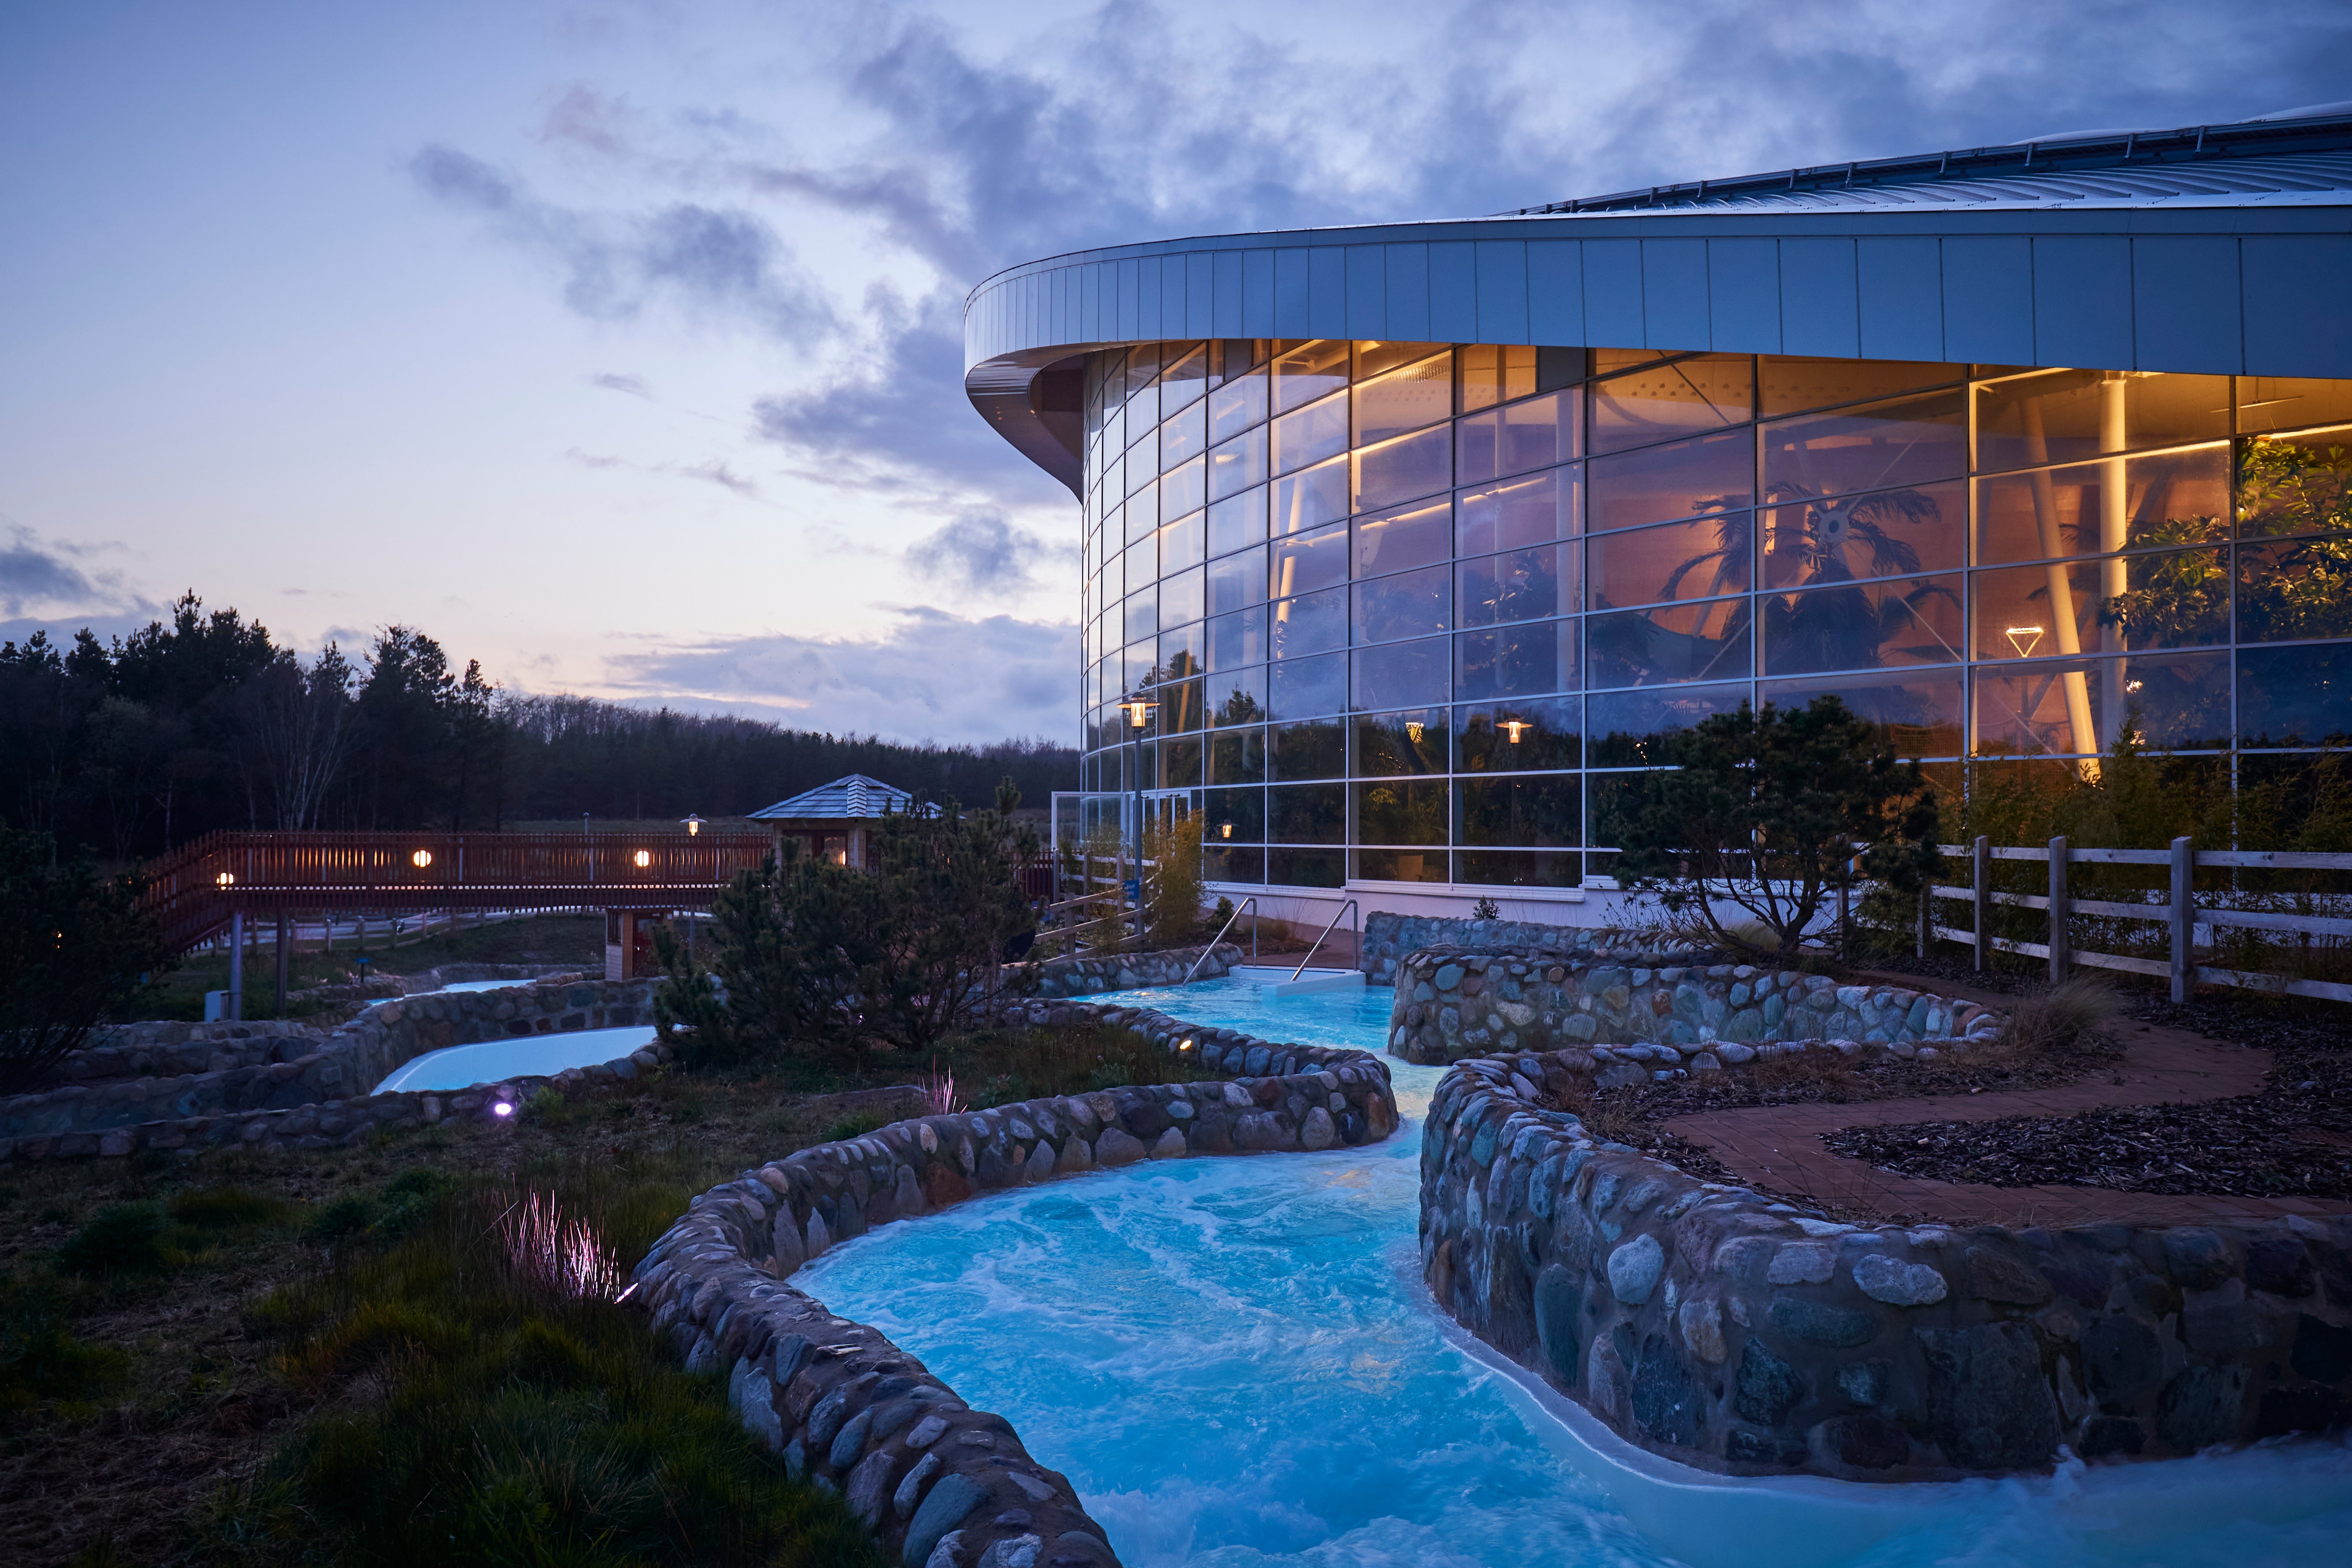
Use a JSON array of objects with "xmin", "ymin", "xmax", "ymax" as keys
[
  {"xmin": 412, "ymin": 849, "xmax": 433, "ymax": 869},
  {"xmin": 2004, "ymin": 625, "xmax": 2046, "ymax": 659},
  {"xmin": 215, "ymin": 872, "xmax": 235, "ymax": 887},
  {"xmin": 632, "ymin": 849, "xmax": 652, "ymax": 868},
  {"xmin": 1121, "ymin": 697, "xmax": 1158, "ymax": 728},
  {"xmin": 1220, "ymin": 823, "xmax": 1233, "ymax": 839},
  {"xmin": 1502, "ymin": 720, "xmax": 1529, "ymax": 744},
  {"xmin": 681, "ymin": 814, "xmax": 705, "ymax": 836}
]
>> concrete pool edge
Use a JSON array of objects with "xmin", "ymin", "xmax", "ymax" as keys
[{"xmin": 631, "ymin": 997, "xmax": 1401, "ymax": 1568}]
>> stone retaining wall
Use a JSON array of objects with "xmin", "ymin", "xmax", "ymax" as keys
[
  {"xmin": 636, "ymin": 999, "xmax": 1399, "ymax": 1568},
  {"xmin": 1422, "ymin": 1048, "xmax": 2352, "ymax": 1479},
  {"xmin": 1390, "ymin": 946, "xmax": 2001, "ymax": 1065},
  {"xmin": 3, "ymin": 979, "xmax": 658, "ymax": 1149},
  {"xmin": 1360, "ymin": 913, "xmax": 1603, "ymax": 984},
  {"xmin": 1020, "ymin": 943, "xmax": 1240, "ymax": 998},
  {"xmin": 57, "ymin": 1020, "xmax": 331, "ymax": 1084}
]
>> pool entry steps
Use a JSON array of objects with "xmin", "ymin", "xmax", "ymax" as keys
[
  {"xmin": 632, "ymin": 997, "xmax": 1400, "ymax": 1568},
  {"xmin": 1420, "ymin": 1039, "xmax": 2352, "ymax": 1479}
]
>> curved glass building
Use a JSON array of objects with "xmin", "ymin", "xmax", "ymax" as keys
[{"xmin": 965, "ymin": 111, "xmax": 2352, "ymax": 923}]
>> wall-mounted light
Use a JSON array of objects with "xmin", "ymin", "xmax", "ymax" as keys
[
  {"xmin": 2004, "ymin": 625, "xmax": 2046, "ymax": 659},
  {"xmin": 412, "ymin": 849, "xmax": 433, "ymax": 869},
  {"xmin": 632, "ymin": 849, "xmax": 652, "ymax": 868}
]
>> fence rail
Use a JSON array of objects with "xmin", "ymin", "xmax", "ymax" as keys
[{"xmin": 1924, "ymin": 836, "xmax": 2352, "ymax": 1005}]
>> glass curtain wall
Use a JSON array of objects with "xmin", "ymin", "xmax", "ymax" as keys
[{"xmin": 1075, "ymin": 342, "xmax": 2352, "ymax": 891}]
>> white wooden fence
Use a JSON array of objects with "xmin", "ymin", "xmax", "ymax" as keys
[{"xmin": 1924, "ymin": 837, "xmax": 2352, "ymax": 1005}]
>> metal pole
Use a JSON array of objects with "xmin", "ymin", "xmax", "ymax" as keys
[
  {"xmin": 1972, "ymin": 835, "xmax": 1991, "ymax": 972},
  {"xmin": 275, "ymin": 912, "xmax": 290, "ymax": 1016},
  {"xmin": 229, "ymin": 908, "xmax": 245, "ymax": 1020},
  {"xmin": 1131, "ymin": 720, "xmax": 1146, "ymax": 947},
  {"xmin": 2048, "ymin": 835, "xmax": 2070, "ymax": 982},
  {"xmin": 2170, "ymin": 834, "xmax": 2195, "ymax": 1003}
]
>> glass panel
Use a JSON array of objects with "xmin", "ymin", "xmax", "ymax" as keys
[
  {"xmin": 1354, "ymin": 497, "xmax": 1451, "ymax": 578},
  {"xmin": 1207, "ymin": 547, "xmax": 1268, "ymax": 617},
  {"xmin": 1159, "ymin": 342, "xmax": 1209, "ymax": 411},
  {"xmin": 1103, "ymin": 450, "xmax": 1123, "ymax": 505},
  {"xmin": 1592, "ymin": 348, "xmax": 1684, "ymax": 375},
  {"xmin": 1457, "ymin": 467, "xmax": 1577, "ymax": 554},
  {"xmin": 1459, "ymin": 345, "xmax": 1536, "ymax": 414},
  {"xmin": 1454, "ymin": 849, "xmax": 1580, "ymax": 888},
  {"xmin": 2236, "ymin": 536, "xmax": 2352, "ymax": 643},
  {"xmin": 1588, "ymin": 429, "xmax": 1752, "ymax": 533},
  {"xmin": 1974, "ymin": 445, "xmax": 2230, "ymax": 566},
  {"xmin": 1272, "ymin": 340, "xmax": 1351, "ymax": 415},
  {"xmin": 1266, "ymin": 847, "xmax": 1344, "ymax": 887},
  {"xmin": 1121, "ymin": 537, "xmax": 1154, "ymax": 593},
  {"xmin": 1974, "ymin": 371, "xmax": 2229, "ymax": 473},
  {"xmin": 1122, "ymin": 639, "xmax": 1153, "ymax": 697},
  {"xmin": 1974, "ymin": 651, "xmax": 2233, "ymax": 757},
  {"xmin": 1356, "ymin": 778, "xmax": 1448, "ymax": 845},
  {"xmin": 1272, "ymin": 390, "xmax": 1349, "ymax": 477},
  {"xmin": 1458, "ymin": 544, "xmax": 1576, "ymax": 627},
  {"xmin": 1207, "ymin": 425, "xmax": 1268, "ymax": 502},
  {"xmin": 1270, "ymin": 719, "xmax": 1346, "ymax": 781},
  {"xmin": 1209, "ymin": 364, "xmax": 1269, "ymax": 445},
  {"xmin": 1271, "ymin": 586, "xmax": 1347, "ymax": 660},
  {"xmin": 1352, "ymin": 636, "xmax": 1449, "ymax": 710},
  {"xmin": 1159, "ymin": 734, "xmax": 1203, "ymax": 783},
  {"xmin": 1159, "ymin": 511, "xmax": 1206, "ymax": 575},
  {"xmin": 1354, "ymin": 707, "xmax": 1449, "ymax": 777},
  {"xmin": 1160, "ymin": 563, "xmax": 1206, "ymax": 628},
  {"xmin": 1206, "ymin": 608, "xmax": 1266, "ymax": 672},
  {"xmin": 1502, "ymin": 388, "xmax": 1581, "ymax": 477},
  {"xmin": 1354, "ymin": 563, "xmax": 1451, "ymax": 645},
  {"xmin": 1455, "ymin": 618, "xmax": 1578, "ymax": 701},
  {"xmin": 1215, "ymin": 339, "xmax": 1272, "ymax": 384},
  {"xmin": 1585, "ymin": 683, "xmax": 1751, "ymax": 768},
  {"xmin": 1457, "ymin": 775, "xmax": 1580, "ymax": 847},
  {"xmin": 1758, "ymin": 669, "xmax": 1964, "ymax": 757},
  {"xmin": 1357, "ymin": 341, "xmax": 1449, "ymax": 381},
  {"xmin": 1204, "ymin": 786, "xmax": 1264, "ymax": 841},
  {"xmin": 1204, "ymin": 845, "xmax": 1265, "ymax": 884},
  {"xmin": 1161, "ymin": 455, "xmax": 1206, "ymax": 521},
  {"xmin": 1973, "ymin": 551, "xmax": 2227, "ymax": 663},
  {"xmin": 2237, "ymin": 427, "xmax": 2352, "ymax": 540},
  {"xmin": 1272, "ymin": 454, "xmax": 1349, "ymax": 536},
  {"xmin": 1587, "ymin": 514, "xmax": 1751, "ymax": 610},
  {"xmin": 1589, "ymin": 353, "xmax": 1753, "ymax": 455},
  {"xmin": 1128, "ymin": 485, "xmax": 1159, "ymax": 545},
  {"xmin": 1758, "ymin": 356, "xmax": 1966, "ymax": 417},
  {"xmin": 1157, "ymin": 622, "xmax": 1205, "ymax": 682},
  {"xmin": 1456, "ymin": 695, "xmax": 1580, "ymax": 772},
  {"xmin": 1763, "ymin": 573, "xmax": 1965, "ymax": 675},
  {"xmin": 1209, "ymin": 663, "xmax": 1267, "ymax": 724},
  {"xmin": 1356, "ymin": 847, "xmax": 1449, "ymax": 884},
  {"xmin": 1209, "ymin": 729, "xmax": 1267, "ymax": 785},
  {"xmin": 1123, "ymin": 588, "xmax": 1157, "ymax": 645},
  {"xmin": 1161, "ymin": 397, "xmax": 1207, "ymax": 470},
  {"xmin": 1267, "ymin": 781, "xmax": 1346, "ymax": 841},
  {"xmin": 2238, "ymin": 642, "xmax": 2352, "ymax": 748},
  {"xmin": 1269, "ymin": 649, "xmax": 1347, "ymax": 719},
  {"xmin": 1102, "ymin": 411, "xmax": 1125, "ymax": 472},
  {"xmin": 1761, "ymin": 480, "xmax": 1964, "ymax": 588},
  {"xmin": 1762, "ymin": 389, "xmax": 1964, "ymax": 505},
  {"xmin": 1207, "ymin": 485, "xmax": 1267, "ymax": 558},
  {"xmin": 1125, "ymin": 375, "xmax": 1158, "ymax": 433},
  {"xmin": 1352, "ymin": 424, "xmax": 1452, "ymax": 512},
  {"xmin": 1586, "ymin": 597, "xmax": 1753, "ymax": 688},
  {"xmin": 1271, "ymin": 523, "xmax": 1349, "ymax": 600},
  {"xmin": 1354, "ymin": 354, "xmax": 1453, "ymax": 445},
  {"xmin": 2238, "ymin": 379, "xmax": 2352, "ymax": 437}
]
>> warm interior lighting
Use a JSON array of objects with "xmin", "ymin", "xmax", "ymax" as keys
[
  {"xmin": 412, "ymin": 849, "xmax": 433, "ymax": 869},
  {"xmin": 1502, "ymin": 720, "xmax": 1529, "ymax": 744},
  {"xmin": 632, "ymin": 849, "xmax": 652, "ymax": 868},
  {"xmin": 2126, "ymin": 679, "xmax": 2144, "ymax": 693},
  {"xmin": 215, "ymin": 871, "xmax": 235, "ymax": 887},
  {"xmin": 1405, "ymin": 721, "xmax": 1425, "ymax": 743},
  {"xmin": 2003, "ymin": 625, "xmax": 2046, "ymax": 659}
]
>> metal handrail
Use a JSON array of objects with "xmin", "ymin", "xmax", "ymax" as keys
[
  {"xmin": 1184, "ymin": 896, "xmax": 1258, "ymax": 982},
  {"xmin": 1290, "ymin": 899, "xmax": 1360, "ymax": 982}
]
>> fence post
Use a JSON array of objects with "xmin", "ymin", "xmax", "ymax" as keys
[
  {"xmin": 2048, "ymin": 835, "xmax": 2070, "ymax": 982},
  {"xmin": 1915, "ymin": 881, "xmax": 1927, "ymax": 958},
  {"xmin": 2170, "ymin": 835, "xmax": 2195, "ymax": 1003},
  {"xmin": 1972, "ymin": 835, "xmax": 1991, "ymax": 972}
]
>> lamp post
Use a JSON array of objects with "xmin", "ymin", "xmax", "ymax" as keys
[
  {"xmin": 1119, "ymin": 694, "xmax": 1158, "ymax": 945},
  {"xmin": 680, "ymin": 815, "xmax": 705, "ymax": 961}
]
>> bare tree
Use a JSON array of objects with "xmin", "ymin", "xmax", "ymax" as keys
[{"xmin": 240, "ymin": 644, "xmax": 356, "ymax": 829}]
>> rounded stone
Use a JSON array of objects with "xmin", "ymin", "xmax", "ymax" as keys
[
  {"xmin": 1608, "ymin": 1233, "xmax": 1667, "ymax": 1305},
  {"xmin": 1852, "ymin": 1254, "xmax": 1949, "ymax": 1306}
]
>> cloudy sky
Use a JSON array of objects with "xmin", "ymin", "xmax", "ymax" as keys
[{"xmin": 2, "ymin": 0, "xmax": 2345, "ymax": 744}]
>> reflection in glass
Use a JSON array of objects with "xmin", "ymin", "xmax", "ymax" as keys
[
  {"xmin": 1204, "ymin": 786, "xmax": 1264, "ymax": 840},
  {"xmin": 1123, "ymin": 589, "xmax": 1157, "ymax": 645},
  {"xmin": 1458, "ymin": 467, "xmax": 1576, "ymax": 554},
  {"xmin": 1762, "ymin": 482, "xmax": 1962, "ymax": 588},
  {"xmin": 1356, "ymin": 848, "xmax": 1449, "ymax": 883},
  {"xmin": 1355, "ymin": 707, "xmax": 1450, "ymax": 776},
  {"xmin": 1267, "ymin": 782, "xmax": 1345, "ymax": 841},
  {"xmin": 1161, "ymin": 455, "xmax": 1206, "ymax": 520},
  {"xmin": 1354, "ymin": 564, "xmax": 1451, "ymax": 645},
  {"xmin": 1588, "ymin": 514, "xmax": 1750, "ymax": 610},
  {"xmin": 2238, "ymin": 380, "xmax": 2352, "ymax": 437},
  {"xmin": 1589, "ymin": 354, "xmax": 1752, "ymax": 454},
  {"xmin": 1457, "ymin": 389, "xmax": 1580, "ymax": 487},
  {"xmin": 1354, "ymin": 497, "xmax": 1451, "ymax": 578},
  {"xmin": 1761, "ymin": 390, "xmax": 1964, "ymax": 502},
  {"xmin": 1204, "ymin": 845, "xmax": 1265, "ymax": 884},
  {"xmin": 1758, "ymin": 670, "xmax": 1963, "ymax": 756},
  {"xmin": 1354, "ymin": 354, "xmax": 1453, "ymax": 445},
  {"xmin": 1159, "ymin": 511, "xmax": 1206, "ymax": 575},
  {"xmin": 1974, "ymin": 371, "xmax": 2229, "ymax": 474},
  {"xmin": 1209, "ymin": 365, "xmax": 1268, "ymax": 445},
  {"xmin": 1159, "ymin": 342, "xmax": 1208, "ymax": 410},
  {"xmin": 1160, "ymin": 564, "xmax": 1205, "ymax": 628},
  {"xmin": 1763, "ymin": 574, "xmax": 1963, "ymax": 675},
  {"xmin": 1454, "ymin": 849, "xmax": 1580, "ymax": 888},
  {"xmin": 1272, "ymin": 524, "xmax": 1348, "ymax": 600},
  {"xmin": 1209, "ymin": 728, "xmax": 1266, "ymax": 785},
  {"xmin": 1585, "ymin": 684, "xmax": 1751, "ymax": 768},
  {"xmin": 1266, "ymin": 847, "xmax": 1344, "ymax": 887},
  {"xmin": 1272, "ymin": 340, "xmax": 1351, "ymax": 415},
  {"xmin": 1587, "ymin": 598, "xmax": 1752, "ymax": 689},
  {"xmin": 2238, "ymin": 642, "xmax": 2352, "ymax": 748},
  {"xmin": 1455, "ymin": 619, "xmax": 1577, "ymax": 701},
  {"xmin": 1208, "ymin": 486, "xmax": 1267, "ymax": 558},
  {"xmin": 1158, "ymin": 735, "xmax": 1203, "ymax": 784},
  {"xmin": 1157, "ymin": 622, "xmax": 1204, "ymax": 682},
  {"xmin": 1357, "ymin": 341, "xmax": 1450, "ymax": 380},
  {"xmin": 1458, "ymin": 544, "xmax": 1575, "ymax": 627},
  {"xmin": 1588, "ymin": 429, "xmax": 1752, "ymax": 533},
  {"xmin": 1271, "ymin": 587, "xmax": 1347, "ymax": 661},
  {"xmin": 1758, "ymin": 356, "xmax": 1965, "ymax": 417},
  {"xmin": 1269, "ymin": 649, "xmax": 1347, "ymax": 719},
  {"xmin": 1356, "ymin": 778, "xmax": 1447, "ymax": 845},
  {"xmin": 1975, "ymin": 651, "xmax": 2232, "ymax": 758},
  {"xmin": 1161, "ymin": 397, "xmax": 1206, "ymax": 469},
  {"xmin": 1270, "ymin": 719, "xmax": 1346, "ymax": 781},
  {"xmin": 1457, "ymin": 775, "xmax": 1579, "ymax": 846},
  {"xmin": 1272, "ymin": 455, "xmax": 1349, "ymax": 536},
  {"xmin": 1456, "ymin": 695, "xmax": 1580, "ymax": 772},
  {"xmin": 1208, "ymin": 664, "xmax": 1267, "ymax": 724},
  {"xmin": 1352, "ymin": 637, "xmax": 1449, "ymax": 711},
  {"xmin": 1207, "ymin": 547, "xmax": 1267, "ymax": 616},
  {"xmin": 2234, "ymin": 536, "xmax": 2352, "ymax": 643},
  {"xmin": 1353, "ymin": 425, "xmax": 1451, "ymax": 512},
  {"xmin": 1206, "ymin": 608, "xmax": 1265, "ymax": 672},
  {"xmin": 1272, "ymin": 392, "xmax": 1349, "ymax": 477},
  {"xmin": 2237, "ymin": 429, "xmax": 2352, "ymax": 540},
  {"xmin": 1974, "ymin": 446, "xmax": 2229, "ymax": 565},
  {"xmin": 1459, "ymin": 345, "xmax": 1536, "ymax": 413},
  {"xmin": 1208, "ymin": 426, "xmax": 1268, "ymax": 502}
]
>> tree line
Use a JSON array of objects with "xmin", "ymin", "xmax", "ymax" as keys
[{"xmin": 0, "ymin": 592, "xmax": 1076, "ymax": 863}]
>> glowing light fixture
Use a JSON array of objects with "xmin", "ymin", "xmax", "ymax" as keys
[
  {"xmin": 1502, "ymin": 720, "xmax": 1530, "ymax": 744},
  {"xmin": 1121, "ymin": 697, "xmax": 1159, "ymax": 729},
  {"xmin": 2003, "ymin": 625, "xmax": 2046, "ymax": 659},
  {"xmin": 1179, "ymin": 1038, "xmax": 1195, "ymax": 1051},
  {"xmin": 492, "ymin": 1101, "xmax": 514, "ymax": 1118},
  {"xmin": 1220, "ymin": 823, "xmax": 1233, "ymax": 839},
  {"xmin": 412, "ymin": 849, "xmax": 433, "ymax": 869},
  {"xmin": 2126, "ymin": 679, "xmax": 2144, "ymax": 693},
  {"xmin": 681, "ymin": 814, "xmax": 705, "ymax": 836},
  {"xmin": 215, "ymin": 871, "xmax": 236, "ymax": 888},
  {"xmin": 632, "ymin": 849, "xmax": 652, "ymax": 868},
  {"xmin": 1406, "ymin": 721, "xmax": 1425, "ymax": 743}
]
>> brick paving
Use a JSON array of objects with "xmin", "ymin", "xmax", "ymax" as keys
[{"xmin": 1662, "ymin": 1009, "xmax": 2351, "ymax": 1227}]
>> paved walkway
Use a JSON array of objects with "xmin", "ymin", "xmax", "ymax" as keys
[{"xmin": 1662, "ymin": 990, "xmax": 2349, "ymax": 1227}]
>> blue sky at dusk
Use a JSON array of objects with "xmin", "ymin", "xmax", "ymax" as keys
[{"xmin": 4, "ymin": 0, "xmax": 2346, "ymax": 743}]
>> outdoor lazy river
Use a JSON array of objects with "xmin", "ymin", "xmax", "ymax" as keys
[{"xmin": 795, "ymin": 977, "xmax": 2352, "ymax": 1568}]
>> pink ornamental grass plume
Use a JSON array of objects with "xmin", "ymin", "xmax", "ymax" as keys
[
  {"xmin": 496, "ymin": 1188, "xmax": 627, "ymax": 1302},
  {"xmin": 926, "ymin": 1057, "xmax": 964, "ymax": 1115}
]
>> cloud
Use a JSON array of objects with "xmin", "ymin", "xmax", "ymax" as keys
[
  {"xmin": 600, "ymin": 605, "xmax": 1077, "ymax": 746},
  {"xmin": 0, "ymin": 526, "xmax": 162, "ymax": 645},
  {"xmin": 906, "ymin": 509, "xmax": 1051, "ymax": 597},
  {"xmin": 411, "ymin": 145, "xmax": 834, "ymax": 345},
  {"xmin": 589, "ymin": 371, "xmax": 651, "ymax": 397},
  {"xmin": 564, "ymin": 447, "xmax": 771, "ymax": 500}
]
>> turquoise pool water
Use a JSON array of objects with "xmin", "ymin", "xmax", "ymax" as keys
[
  {"xmin": 372, "ymin": 1024, "xmax": 655, "ymax": 1093},
  {"xmin": 793, "ymin": 978, "xmax": 2352, "ymax": 1568}
]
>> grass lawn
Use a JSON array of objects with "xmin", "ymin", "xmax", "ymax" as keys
[{"xmin": 1, "ymin": 1017, "xmax": 1221, "ymax": 1566}]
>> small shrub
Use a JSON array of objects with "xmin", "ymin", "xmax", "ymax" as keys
[
  {"xmin": 822, "ymin": 1111, "xmax": 884, "ymax": 1142},
  {"xmin": 0, "ymin": 1278, "xmax": 129, "ymax": 1409},
  {"xmin": 1998, "ymin": 976, "xmax": 2124, "ymax": 1058},
  {"xmin": 55, "ymin": 1201, "xmax": 181, "ymax": 1276},
  {"xmin": 377, "ymin": 1170, "xmax": 453, "ymax": 1238},
  {"xmin": 1471, "ymin": 895, "xmax": 1502, "ymax": 920},
  {"xmin": 302, "ymin": 1194, "xmax": 380, "ymax": 1245},
  {"xmin": 169, "ymin": 1186, "xmax": 287, "ymax": 1231}
]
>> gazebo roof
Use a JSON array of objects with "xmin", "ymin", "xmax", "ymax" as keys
[{"xmin": 746, "ymin": 774, "xmax": 932, "ymax": 823}]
